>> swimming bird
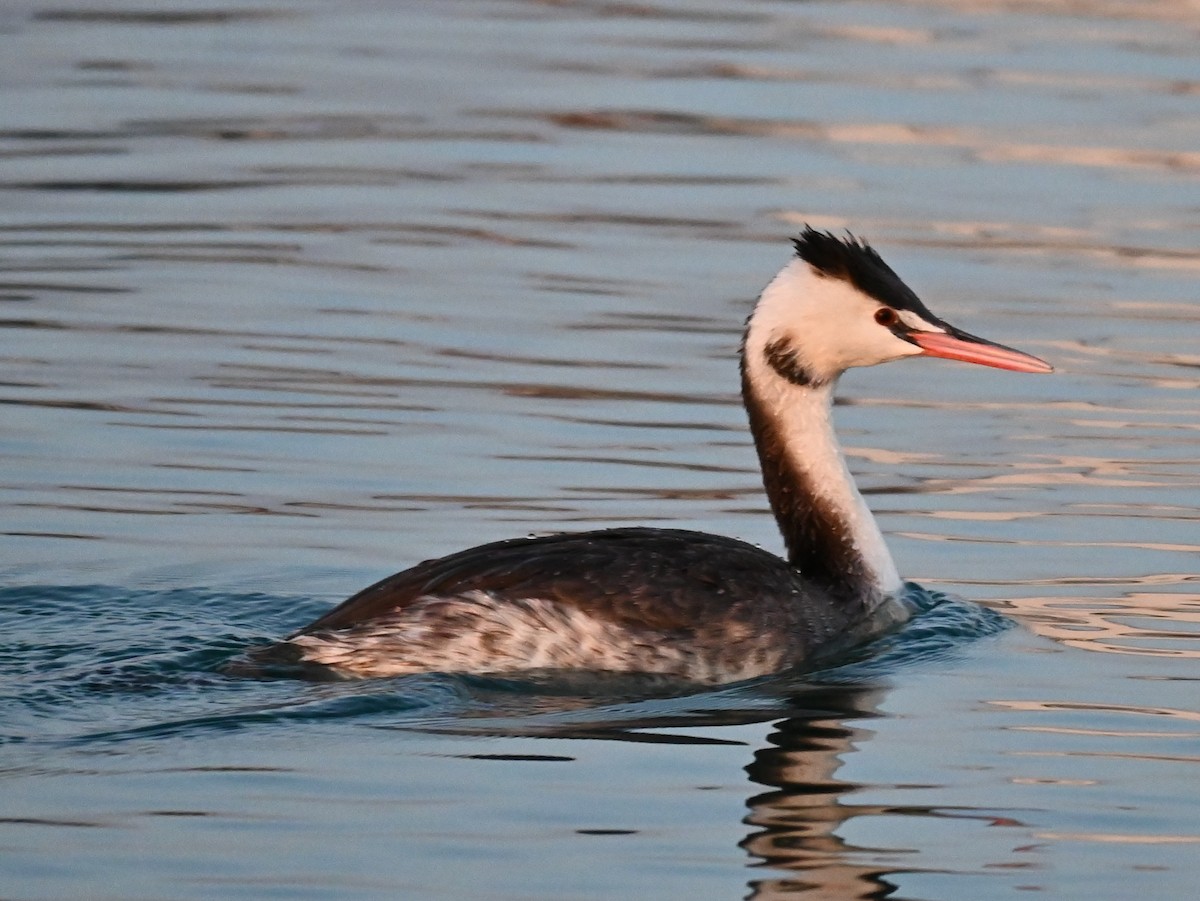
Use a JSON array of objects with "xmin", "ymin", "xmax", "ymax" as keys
[{"xmin": 267, "ymin": 228, "xmax": 1052, "ymax": 682}]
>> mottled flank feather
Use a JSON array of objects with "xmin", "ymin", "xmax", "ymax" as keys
[
  {"xmin": 288, "ymin": 590, "xmax": 791, "ymax": 683},
  {"xmin": 274, "ymin": 528, "xmax": 907, "ymax": 680}
]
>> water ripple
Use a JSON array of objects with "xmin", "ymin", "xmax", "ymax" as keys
[{"xmin": 0, "ymin": 582, "xmax": 1005, "ymax": 747}]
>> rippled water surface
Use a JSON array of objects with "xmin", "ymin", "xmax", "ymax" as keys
[{"xmin": 3, "ymin": 1, "xmax": 1200, "ymax": 898}]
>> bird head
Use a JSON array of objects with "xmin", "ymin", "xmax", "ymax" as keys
[{"xmin": 746, "ymin": 228, "xmax": 1053, "ymax": 388}]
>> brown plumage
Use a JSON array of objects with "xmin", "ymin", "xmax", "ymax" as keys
[{"xmin": 275, "ymin": 529, "xmax": 893, "ymax": 681}]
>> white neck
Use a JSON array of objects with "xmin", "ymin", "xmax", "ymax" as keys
[{"xmin": 741, "ymin": 271, "xmax": 903, "ymax": 598}]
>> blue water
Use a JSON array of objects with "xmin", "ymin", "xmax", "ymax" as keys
[{"xmin": 4, "ymin": 0, "xmax": 1200, "ymax": 898}]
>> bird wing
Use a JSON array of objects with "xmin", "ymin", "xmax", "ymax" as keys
[{"xmin": 291, "ymin": 527, "xmax": 802, "ymax": 638}]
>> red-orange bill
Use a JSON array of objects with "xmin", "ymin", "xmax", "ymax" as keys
[{"xmin": 909, "ymin": 330, "xmax": 1053, "ymax": 374}]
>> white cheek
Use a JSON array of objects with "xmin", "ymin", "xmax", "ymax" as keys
[
  {"xmin": 749, "ymin": 261, "xmax": 929, "ymax": 375},
  {"xmin": 838, "ymin": 322, "xmax": 922, "ymax": 368}
]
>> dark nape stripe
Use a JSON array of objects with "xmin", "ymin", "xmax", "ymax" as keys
[
  {"xmin": 763, "ymin": 337, "xmax": 822, "ymax": 388},
  {"xmin": 791, "ymin": 226, "xmax": 942, "ymax": 325},
  {"xmin": 740, "ymin": 363, "xmax": 871, "ymax": 602}
]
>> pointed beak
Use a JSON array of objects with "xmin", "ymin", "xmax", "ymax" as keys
[{"xmin": 908, "ymin": 327, "xmax": 1053, "ymax": 374}]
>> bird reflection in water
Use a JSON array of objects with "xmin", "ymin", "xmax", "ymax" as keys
[
  {"xmin": 741, "ymin": 684, "xmax": 901, "ymax": 900},
  {"xmin": 412, "ymin": 679, "xmax": 911, "ymax": 899}
]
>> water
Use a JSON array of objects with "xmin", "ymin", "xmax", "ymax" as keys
[{"xmin": 2, "ymin": 0, "xmax": 1199, "ymax": 897}]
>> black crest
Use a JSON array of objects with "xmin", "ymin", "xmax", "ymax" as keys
[{"xmin": 792, "ymin": 226, "xmax": 939, "ymax": 321}]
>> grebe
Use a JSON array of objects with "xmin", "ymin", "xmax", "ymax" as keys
[{"xmin": 268, "ymin": 228, "xmax": 1052, "ymax": 682}]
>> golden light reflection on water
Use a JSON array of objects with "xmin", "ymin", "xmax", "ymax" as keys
[
  {"xmin": 876, "ymin": 426, "xmax": 1200, "ymax": 660},
  {"xmin": 1004, "ymin": 592, "xmax": 1200, "ymax": 658},
  {"xmin": 776, "ymin": 212, "xmax": 1200, "ymax": 275},
  {"xmin": 902, "ymin": 0, "xmax": 1200, "ymax": 24},
  {"xmin": 991, "ymin": 697, "xmax": 1200, "ymax": 723},
  {"xmin": 551, "ymin": 109, "xmax": 1200, "ymax": 182},
  {"xmin": 1035, "ymin": 832, "xmax": 1200, "ymax": 845}
]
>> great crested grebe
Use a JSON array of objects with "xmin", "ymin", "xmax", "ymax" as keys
[{"xmin": 265, "ymin": 228, "xmax": 1052, "ymax": 682}]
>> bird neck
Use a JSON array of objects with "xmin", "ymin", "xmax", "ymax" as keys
[{"xmin": 740, "ymin": 346, "xmax": 902, "ymax": 601}]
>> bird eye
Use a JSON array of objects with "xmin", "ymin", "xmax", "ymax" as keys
[{"xmin": 874, "ymin": 308, "xmax": 898, "ymax": 327}]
